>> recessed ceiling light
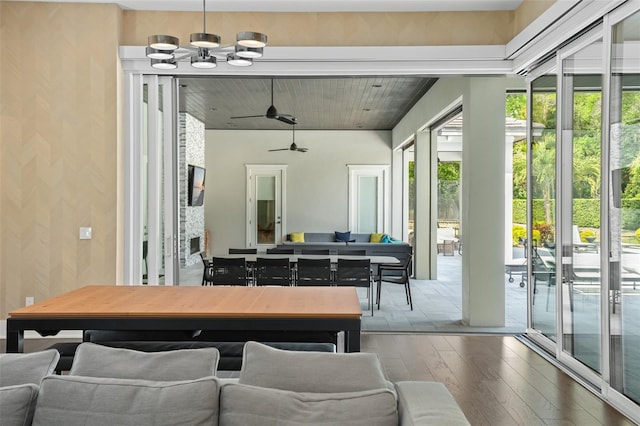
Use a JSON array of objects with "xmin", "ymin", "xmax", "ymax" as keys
[
  {"xmin": 372, "ymin": 84, "xmax": 382, "ymax": 88},
  {"xmin": 363, "ymin": 108, "xmax": 371, "ymax": 112}
]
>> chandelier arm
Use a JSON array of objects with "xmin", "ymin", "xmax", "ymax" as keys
[{"xmin": 202, "ymin": 0, "xmax": 206, "ymax": 32}]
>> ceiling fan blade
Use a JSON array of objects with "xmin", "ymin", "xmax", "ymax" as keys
[
  {"xmin": 276, "ymin": 115, "xmax": 297, "ymax": 125},
  {"xmin": 268, "ymin": 148, "xmax": 290, "ymax": 152},
  {"xmin": 230, "ymin": 115, "xmax": 266, "ymax": 119},
  {"xmin": 296, "ymin": 148, "xmax": 309, "ymax": 152}
]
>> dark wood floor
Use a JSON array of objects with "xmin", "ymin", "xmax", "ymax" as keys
[
  {"xmin": 362, "ymin": 333, "xmax": 634, "ymax": 426},
  {"xmin": 2, "ymin": 334, "xmax": 634, "ymax": 425}
]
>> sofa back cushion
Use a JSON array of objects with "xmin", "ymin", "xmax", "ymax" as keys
[
  {"xmin": 70, "ymin": 342, "xmax": 219, "ymax": 380},
  {"xmin": 219, "ymin": 382, "xmax": 397, "ymax": 426},
  {"xmin": 334, "ymin": 230, "xmax": 352, "ymax": 242},
  {"xmin": 0, "ymin": 384, "xmax": 39, "ymax": 426},
  {"xmin": 32, "ymin": 375, "xmax": 219, "ymax": 426},
  {"xmin": 0, "ymin": 349, "xmax": 60, "ymax": 386},
  {"xmin": 239, "ymin": 341, "xmax": 388, "ymax": 393}
]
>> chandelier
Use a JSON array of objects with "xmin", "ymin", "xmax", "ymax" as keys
[{"xmin": 146, "ymin": 0, "xmax": 267, "ymax": 69}]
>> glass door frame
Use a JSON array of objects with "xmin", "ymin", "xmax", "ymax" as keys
[{"xmin": 123, "ymin": 73, "xmax": 179, "ymax": 285}]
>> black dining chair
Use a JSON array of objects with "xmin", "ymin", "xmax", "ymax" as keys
[
  {"xmin": 200, "ymin": 253, "xmax": 214, "ymax": 286},
  {"xmin": 337, "ymin": 249, "xmax": 366, "ymax": 256},
  {"xmin": 335, "ymin": 258, "xmax": 373, "ymax": 315},
  {"xmin": 255, "ymin": 257, "xmax": 292, "ymax": 286},
  {"xmin": 300, "ymin": 248, "xmax": 333, "ymax": 255},
  {"xmin": 266, "ymin": 247, "xmax": 296, "ymax": 254},
  {"xmin": 376, "ymin": 256, "xmax": 413, "ymax": 310},
  {"xmin": 228, "ymin": 248, "xmax": 257, "ymax": 254},
  {"xmin": 210, "ymin": 257, "xmax": 249, "ymax": 286},
  {"xmin": 296, "ymin": 258, "xmax": 332, "ymax": 286}
]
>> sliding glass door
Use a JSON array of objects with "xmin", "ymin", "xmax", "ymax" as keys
[
  {"xmin": 526, "ymin": 3, "xmax": 640, "ymax": 419},
  {"xmin": 124, "ymin": 74, "xmax": 178, "ymax": 285},
  {"xmin": 608, "ymin": 8, "xmax": 640, "ymax": 406}
]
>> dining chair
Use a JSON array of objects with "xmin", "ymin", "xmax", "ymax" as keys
[
  {"xmin": 200, "ymin": 253, "xmax": 214, "ymax": 286},
  {"xmin": 296, "ymin": 258, "xmax": 332, "ymax": 286},
  {"xmin": 255, "ymin": 257, "xmax": 292, "ymax": 286},
  {"xmin": 335, "ymin": 258, "xmax": 373, "ymax": 315},
  {"xmin": 376, "ymin": 256, "xmax": 413, "ymax": 310},
  {"xmin": 228, "ymin": 248, "xmax": 257, "ymax": 254},
  {"xmin": 266, "ymin": 247, "xmax": 296, "ymax": 254},
  {"xmin": 300, "ymin": 248, "xmax": 332, "ymax": 255},
  {"xmin": 210, "ymin": 257, "xmax": 249, "ymax": 286}
]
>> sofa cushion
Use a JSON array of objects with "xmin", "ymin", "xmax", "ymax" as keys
[
  {"xmin": 395, "ymin": 381, "xmax": 470, "ymax": 425},
  {"xmin": 69, "ymin": 342, "xmax": 219, "ymax": 380},
  {"xmin": 335, "ymin": 230, "xmax": 352, "ymax": 242},
  {"xmin": 370, "ymin": 233, "xmax": 385, "ymax": 243},
  {"xmin": 290, "ymin": 232, "xmax": 305, "ymax": 242},
  {"xmin": 32, "ymin": 375, "xmax": 219, "ymax": 426},
  {"xmin": 0, "ymin": 349, "xmax": 60, "ymax": 386},
  {"xmin": 381, "ymin": 234, "xmax": 392, "ymax": 243},
  {"xmin": 0, "ymin": 384, "xmax": 39, "ymax": 426},
  {"xmin": 219, "ymin": 382, "xmax": 397, "ymax": 426},
  {"xmin": 239, "ymin": 341, "xmax": 387, "ymax": 393}
]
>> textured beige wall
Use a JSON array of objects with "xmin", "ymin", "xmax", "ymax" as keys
[
  {"xmin": 122, "ymin": 10, "xmax": 515, "ymax": 46},
  {"xmin": 0, "ymin": 2, "xmax": 121, "ymax": 318},
  {"xmin": 513, "ymin": 0, "xmax": 556, "ymax": 36}
]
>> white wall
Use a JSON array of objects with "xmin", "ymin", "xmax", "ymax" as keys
[{"xmin": 204, "ymin": 129, "xmax": 391, "ymax": 255}]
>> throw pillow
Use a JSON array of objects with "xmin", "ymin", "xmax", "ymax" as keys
[
  {"xmin": 32, "ymin": 375, "xmax": 219, "ymax": 426},
  {"xmin": 0, "ymin": 384, "xmax": 39, "ymax": 426},
  {"xmin": 220, "ymin": 383, "xmax": 397, "ymax": 426},
  {"xmin": 381, "ymin": 234, "xmax": 392, "ymax": 243},
  {"xmin": 335, "ymin": 230, "xmax": 351, "ymax": 242},
  {"xmin": 70, "ymin": 342, "xmax": 219, "ymax": 381},
  {"xmin": 290, "ymin": 232, "xmax": 305, "ymax": 242},
  {"xmin": 0, "ymin": 349, "xmax": 60, "ymax": 387},
  {"xmin": 370, "ymin": 233, "xmax": 385, "ymax": 243},
  {"xmin": 239, "ymin": 341, "xmax": 388, "ymax": 393}
]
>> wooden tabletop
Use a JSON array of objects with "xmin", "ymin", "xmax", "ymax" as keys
[{"xmin": 8, "ymin": 285, "xmax": 363, "ymax": 319}]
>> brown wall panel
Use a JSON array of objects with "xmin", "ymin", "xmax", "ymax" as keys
[
  {"xmin": 0, "ymin": 2, "xmax": 121, "ymax": 317},
  {"xmin": 513, "ymin": 0, "xmax": 556, "ymax": 36},
  {"xmin": 121, "ymin": 11, "xmax": 514, "ymax": 46}
]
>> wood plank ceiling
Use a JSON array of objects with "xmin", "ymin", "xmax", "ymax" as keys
[{"xmin": 178, "ymin": 76, "xmax": 438, "ymax": 130}]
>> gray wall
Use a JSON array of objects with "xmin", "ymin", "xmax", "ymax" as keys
[{"xmin": 204, "ymin": 129, "xmax": 391, "ymax": 255}]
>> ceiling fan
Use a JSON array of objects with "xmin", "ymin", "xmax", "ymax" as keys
[
  {"xmin": 231, "ymin": 78, "xmax": 298, "ymax": 125},
  {"xmin": 269, "ymin": 125, "xmax": 308, "ymax": 153}
]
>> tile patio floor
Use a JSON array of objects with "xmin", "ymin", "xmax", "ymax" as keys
[{"xmin": 180, "ymin": 251, "xmax": 527, "ymax": 334}]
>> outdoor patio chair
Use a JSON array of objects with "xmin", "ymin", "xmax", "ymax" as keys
[
  {"xmin": 255, "ymin": 257, "xmax": 292, "ymax": 286},
  {"xmin": 296, "ymin": 258, "xmax": 332, "ymax": 286},
  {"xmin": 335, "ymin": 258, "xmax": 373, "ymax": 315},
  {"xmin": 211, "ymin": 256, "xmax": 249, "ymax": 286},
  {"xmin": 376, "ymin": 255, "xmax": 413, "ymax": 310}
]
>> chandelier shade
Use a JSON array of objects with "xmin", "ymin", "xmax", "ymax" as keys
[
  {"xmin": 190, "ymin": 33, "xmax": 220, "ymax": 48},
  {"xmin": 235, "ymin": 46, "xmax": 263, "ymax": 58},
  {"xmin": 146, "ymin": 0, "xmax": 266, "ymax": 69},
  {"xmin": 151, "ymin": 58, "xmax": 178, "ymax": 70},
  {"xmin": 226, "ymin": 54, "xmax": 253, "ymax": 67},
  {"xmin": 236, "ymin": 31, "xmax": 267, "ymax": 48},
  {"xmin": 148, "ymin": 35, "xmax": 179, "ymax": 51}
]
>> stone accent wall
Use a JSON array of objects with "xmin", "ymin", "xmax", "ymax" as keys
[{"xmin": 180, "ymin": 113, "xmax": 205, "ymax": 267}]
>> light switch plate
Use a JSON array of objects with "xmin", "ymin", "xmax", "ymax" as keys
[{"xmin": 79, "ymin": 227, "xmax": 92, "ymax": 240}]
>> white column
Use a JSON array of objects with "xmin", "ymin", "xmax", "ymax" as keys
[
  {"xmin": 414, "ymin": 130, "xmax": 436, "ymax": 279},
  {"xmin": 461, "ymin": 78, "xmax": 507, "ymax": 326}
]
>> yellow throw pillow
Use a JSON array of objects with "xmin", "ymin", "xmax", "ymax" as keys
[
  {"xmin": 290, "ymin": 232, "xmax": 305, "ymax": 243},
  {"xmin": 369, "ymin": 233, "xmax": 384, "ymax": 243}
]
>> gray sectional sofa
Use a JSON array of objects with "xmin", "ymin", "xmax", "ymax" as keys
[
  {"xmin": 1, "ymin": 341, "xmax": 470, "ymax": 426},
  {"xmin": 280, "ymin": 232, "xmax": 413, "ymax": 263}
]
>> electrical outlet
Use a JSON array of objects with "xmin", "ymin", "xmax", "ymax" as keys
[{"xmin": 25, "ymin": 296, "xmax": 34, "ymax": 306}]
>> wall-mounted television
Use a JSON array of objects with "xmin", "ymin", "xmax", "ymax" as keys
[{"xmin": 188, "ymin": 165, "xmax": 206, "ymax": 206}]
